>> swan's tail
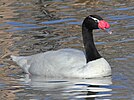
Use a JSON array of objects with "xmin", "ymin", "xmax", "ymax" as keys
[
  {"xmin": 11, "ymin": 55, "xmax": 25, "ymax": 63},
  {"xmin": 11, "ymin": 55, "xmax": 30, "ymax": 73},
  {"xmin": 11, "ymin": 55, "xmax": 20, "ymax": 62}
]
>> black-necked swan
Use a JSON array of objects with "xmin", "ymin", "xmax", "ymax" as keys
[{"xmin": 11, "ymin": 15, "xmax": 112, "ymax": 78}]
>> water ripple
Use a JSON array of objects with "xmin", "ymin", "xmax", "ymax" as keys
[{"xmin": 41, "ymin": 18, "xmax": 76, "ymax": 24}]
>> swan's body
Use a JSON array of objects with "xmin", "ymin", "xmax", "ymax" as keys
[
  {"xmin": 11, "ymin": 49, "xmax": 111, "ymax": 78},
  {"xmin": 11, "ymin": 15, "xmax": 112, "ymax": 78}
]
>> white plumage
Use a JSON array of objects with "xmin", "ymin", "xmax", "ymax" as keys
[{"xmin": 11, "ymin": 48, "xmax": 111, "ymax": 78}]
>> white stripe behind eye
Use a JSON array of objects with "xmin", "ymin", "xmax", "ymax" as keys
[{"xmin": 89, "ymin": 16, "xmax": 100, "ymax": 22}]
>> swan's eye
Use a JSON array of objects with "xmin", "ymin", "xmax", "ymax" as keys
[
  {"xmin": 89, "ymin": 16, "xmax": 99, "ymax": 23},
  {"xmin": 94, "ymin": 19, "xmax": 99, "ymax": 23}
]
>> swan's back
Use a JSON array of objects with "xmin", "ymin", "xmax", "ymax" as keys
[{"xmin": 11, "ymin": 49, "xmax": 87, "ymax": 77}]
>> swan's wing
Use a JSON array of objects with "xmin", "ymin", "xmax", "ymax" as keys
[
  {"xmin": 11, "ymin": 49, "xmax": 86, "ymax": 76},
  {"xmin": 28, "ymin": 49, "xmax": 86, "ymax": 76}
]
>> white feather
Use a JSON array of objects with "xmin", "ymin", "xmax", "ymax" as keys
[
  {"xmin": 11, "ymin": 48, "xmax": 111, "ymax": 78},
  {"xmin": 89, "ymin": 16, "xmax": 99, "ymax": 22}
]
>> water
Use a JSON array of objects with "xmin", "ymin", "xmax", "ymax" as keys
[{"xmin": 0, "ymin": 0, "xmax": 134, "ymax": 99}]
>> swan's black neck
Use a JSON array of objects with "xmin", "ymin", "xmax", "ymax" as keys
[{"xmin": 82, "ymin": 25, "xmax": 102, "ymax": 63}]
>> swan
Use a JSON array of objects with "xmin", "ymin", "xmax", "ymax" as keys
[{"xmin": 11, "ymin": 15, "xmax": 112, "ymax": 78}]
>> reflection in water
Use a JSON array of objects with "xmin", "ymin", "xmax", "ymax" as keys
[{"xmin": 19, "ymin": 75, "xmax": 112, "ymax": 100}]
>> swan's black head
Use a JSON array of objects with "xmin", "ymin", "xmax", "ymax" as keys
[{"xmin": 82, "ymin": 15, "xmax": 111, "ymax": 34}]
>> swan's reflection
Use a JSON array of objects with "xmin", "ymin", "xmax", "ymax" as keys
[{"xmin": 20, "ymin": 75, "xmax": 112, "ymax": 100}]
